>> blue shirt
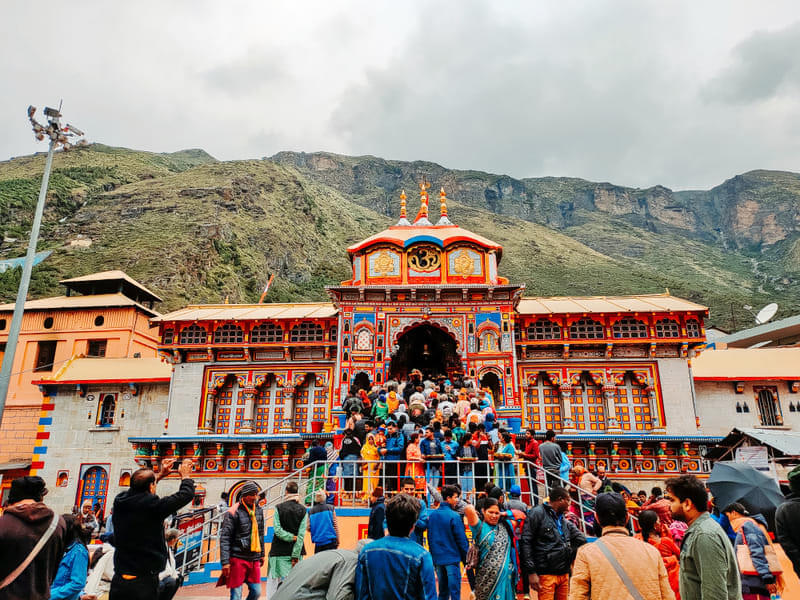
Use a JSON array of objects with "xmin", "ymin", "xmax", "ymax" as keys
[
  {"xmin": 50, "ymin": 542, "xmax": 89, "ymax": 600},
  {"xmin": 427, "ymin": 504, "xmax": 469, "ymax": 566},
  {"xmin": 442, "ymin": 440, "xmax": 459, "ymax": 461},
  {"xmin": 420, "ymin": 437, "xmax": 443, "ymax": 456},
  {"xmin": 356, "ymin": 535, "xmax": 437, "ymax": 600}
]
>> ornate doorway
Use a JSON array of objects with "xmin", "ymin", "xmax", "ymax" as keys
[{"xmin": 390, "ymin": 324, "xmax": 462, "ymax": 380}]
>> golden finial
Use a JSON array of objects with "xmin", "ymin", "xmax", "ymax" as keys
[
  {"xmin": 414, "ymin": 178, "xmax": 432, "ymax": 225},
  {"xmin": 396, "ymin": 189, "xmax": 411, "ymax": 225},
  {"xmin": 436, "ymin": 187, "xmax": 453, "ymax": 225}
]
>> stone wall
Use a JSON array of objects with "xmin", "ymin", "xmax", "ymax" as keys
[
  {"xmin": 695, "ymin": 380, "xmax": 800, "ymax": 436},
  {"xmin": 0, "ymin": 405, "xmax": 38, "ymax": 462},
  {"xmin": 38, "ymin": 383, "xmax": 169, "ymax": 515},
  {"xmin": 657, "ymin": 358, "xmax": 700, "ymax": 435},
  {"xmin": 166, "ymin": 362, "xmax": 206, "ymax": 435}
]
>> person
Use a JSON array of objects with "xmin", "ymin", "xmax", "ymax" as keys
[
  {"xmin": 665, "ymin": 475, "xmax": 740, "ymax": 600},
  {"xmin": 266, "ymin": 481, "xmax": 307, "ymax": 598},
  {"xmin": 305, "ymin": 440, "xmax": 328, "ymax": 504},
  {"xmin": 355, "ymin": 493, "xmax": 437, "ymax": 600},
  {"xmin": 573, "ymin": 465, "xmax": 601, "ymax": 527},
  {"xmin": 427, "ymin": 485, "xmax": 469, "ymax": 600},
  {"xmin": 220, "ymin": 481, "xmax": 265, "ymax": 600},
  {"xmin": 465, "ymin": 498, "xmax": 518, "ymax": 600},
  {"xmin": 308, "ymin": 489, "xmax": 339, "ymax": 553},
  {"xmin": 775, "ymin": 463, "xmax": 800, "ymax": 578},
  {"xmin": 80, "ymin": 501, "xmax": 100, "ymax": 537},
  {"xmin": 637, "ymin": 510, "xmax": 681, "ymax": 600},
  {"xmin": 642, "ymin": 487, "xmax": 673, "ymax": 526},
  {"xmin": 505, "ymin": 485, "xmax": 527, "ymax": 513},
  {"xmin": 50, "ymin": 515, "xmax": 90, "ymax": 600},
  {"xmin": 473, "ymin": 425, "xmax": 491, "ymax": 492},
  {"xmin": 272, "ymin": 540, "xmax": 368, "ymax": 600},
  {"xmin": 360, "ymin": 434, "xmax": 380, "ymax": 500},
  {"xmin": 218, "ymin": 492, "xmax": 230, "ymax": 513},
  {"xmin": 339, "ymin": 429, "xmax": 361, "ymax": 501},
  {"xmin": 372, "ymin": 393, "xmax": 389, "ymax": 421},
  {"xmin": 82, "ymin": 541, "xmax": 115, "ymax": 600},
  {"xmin": 157, "ymin": 529, "xmax": 182, "ymax": 600},
  {"xmin": 367, "ymin": 487, "xmax": 386, "ymax": 540},
  {"xmin": 401, "ymin": 479, "xmax": 429, "ymax": 545},
  {"xmin": 0, "ymin": 476, "xmax": 67, "ymax": 600},
  {"xmin": 521, "ymin": 486, "xmax": 586, "ymax": 600},
  {"xmin": 441, "ymin": 430, "xmax": 459, "ymax": 487},
  {"xmin": 382, "ymin": 421, "xmax": 406, "ymax": 492},
  {"xmin": 496, "ymin": 431, "xmax": 517, "ymax": 492},
  {"xmin": 458, "ymin": 433, "xmax": 477, "ymax": 502},
  {"xmin": 420, "ymin": 427, "xmax": 444, "ymax": 491},
  {"xmin": 722, "ymin": 502, "xmax": 784, "ymax": 600},
  {"xmin": 405, "ymin": 433, "xmax": 426, "ymax": 491},
  {"xmin": 110, "ymin": 458, "xmax": 195, "ymax": 600},
  {"xmin": 539, "ymin": 430, "xmax": 563, "ymax": 493},
  {"xmin": 569, "ymin": 493, "xmax": 674, "ymax": 600},
  {"xmin": 520, "ymin": 429, "xmax": 540, "ymax": 504}
]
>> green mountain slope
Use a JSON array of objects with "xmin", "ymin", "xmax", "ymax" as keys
[{"xmin": 0, "ymin": 144, "xmax": 797, "ymax": 328}]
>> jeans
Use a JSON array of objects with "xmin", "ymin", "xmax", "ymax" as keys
[
  {"xmin": 435, "ymin": 563, "xmax": 461, "ymax": 600},
  {"xmin": 229, "ymin": 581, "xmax": 260, "ymax": 600},
  {"xmin": 157, "ymin": 575, "xmax": 180, "ymax": 600}
]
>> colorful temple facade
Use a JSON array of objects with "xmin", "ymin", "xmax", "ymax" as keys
[{"xmin": 33, "ymin": 184, "xmax": 719, "ymax": 512}]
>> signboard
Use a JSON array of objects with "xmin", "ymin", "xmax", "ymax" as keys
[
  {"xmin": 174, "ymin": 513, "xmax": 205, "ymax": 569},
  {"xmin": 735, "ymin": 446, "xmax": 770, "ymax": 472}
]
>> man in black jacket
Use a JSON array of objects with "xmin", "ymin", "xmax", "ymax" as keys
[
  {"xmin": 520, "ymin": 486, "xmax": 585, "ymax": 600},
  {"xmin": 776, "ymin": 464, "xmax": 800, "ymax": 578},
  {"xmin": 266, "ymin": 481, "xmax": 307, "ymax": 598},
  {"xmin": 110, "ymin": 458, "xmax": 195, "ymax": 600},
  {"xmin": 220, "ymin": 481, "xmax": 265, "ymax": 600}
]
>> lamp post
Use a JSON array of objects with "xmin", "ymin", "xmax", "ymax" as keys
[{"xmin": 0, "ymin": 105, "xmax": 86, "ymax": 425}]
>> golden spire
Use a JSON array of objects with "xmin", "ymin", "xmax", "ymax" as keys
[
  {"xmin": 396, "ymin": 189, "xmax": 411, "ymax": 225},
  {"xmin": 414, "ymin": 178, "xmax": 432, "ymax": 225},
  {"xmin": 436, "ymin": 187, "xmax": 453, "ymax": 225}
]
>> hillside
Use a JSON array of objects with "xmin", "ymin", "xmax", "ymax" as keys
[{"xmin": 0, "ymin": 144, "xmax": 797, "ymax": 328}]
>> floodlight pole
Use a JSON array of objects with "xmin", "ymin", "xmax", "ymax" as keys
[{"xmin": 0, "ymin": 105, "xmax": 84, "ymax": 426}]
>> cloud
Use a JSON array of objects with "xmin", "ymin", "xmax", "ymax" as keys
[
  {"xmin": 203, "ymin": 50, "xmax": 290, "ymax": 95},
  {"xmin": 703, "ymin": 21, "xmax": 800, "ymax": 104}
]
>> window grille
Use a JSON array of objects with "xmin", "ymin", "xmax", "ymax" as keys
[
  {"xmin": 162, "ymin": 329, "xmax": 174, "ymax": 344},
  {"xmin": 612, "ymin": 318, "xmax": 648, "ymax": 338},
  {"xmin": 569, "ymin": 318, "xmax": 604, "ymax": 339},
  {"xmin": 654, "ymin": 318, "xmax": 680, "ymax": 338},
  {"xmin": 99, "ymin": 394, "xmax": 116, "ymax": 427},
  {"xmin": 251, "ymin": 323, "xmax": 283, "ymax": 343},
  {"xmin": 355, "ymin": 328, "xmax": 373, "ymax": 351},
  {"xmin": 527, "ymin": 319, "xmax": 561, "ymax": 340},
  {"xmin": 87, "ymin": 340, "xmax": 107, "ymax": 357},
  {"xmin": 179, "ymin": 324, "xmax": 207, "ymax": 345},
  {"xmin": 330, "ymin": 326, "xmax": 338, "ymax": 342},
  {"xmin": 290, "ymin": 322, "xmax": 324, "ymax": 342},
  {"xmin": 214, "ymin": 324, "xmax": 244, "ymax": 344},
  {"xmin": 757, "ymin": 388, "xmax": 781, "ymax": 426},
  {"xmin": 685, "ymin": 319, "xmax": 701, "ymax": 338}
]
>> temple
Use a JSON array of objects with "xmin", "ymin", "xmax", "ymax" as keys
[{"xmin": 32, "ymin": 184, "xmax": 716, "ymax": 511}]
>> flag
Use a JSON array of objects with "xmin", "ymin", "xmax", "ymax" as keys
[{"xmin": 258, "ymin": 274, "xmax": 275, "ymax": 304}]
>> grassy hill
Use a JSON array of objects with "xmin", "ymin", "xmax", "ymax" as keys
[{"xmin": 0, "ymin": 144, "xmax": 797, "ymax": 328}]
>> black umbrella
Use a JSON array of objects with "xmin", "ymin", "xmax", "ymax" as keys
[{"xmin": 707, "ymin": 461, "xmax": 785, "ymax": 514}]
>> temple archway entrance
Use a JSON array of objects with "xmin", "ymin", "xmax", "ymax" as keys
[
  {"xmin": 480, "ymin": 370, "xmax": 503, "ymax": 405},
  {"xmin": 390, "ymin": 324, "xmax": 462, "ymax": 380},
  {"xmin": 351, "ymin": 372, "xmax": 371, "ymax": 393}
]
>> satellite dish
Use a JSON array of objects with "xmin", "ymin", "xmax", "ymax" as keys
[{"xmin": 755, "ymin": 303, "xmax": 778, "ymax": 325}]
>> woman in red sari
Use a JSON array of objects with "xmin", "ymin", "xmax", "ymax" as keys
[
  {"xmin": 405, "ymin": 432, "xmax": 426, "ymax": 490},
  {"xmin": 636, "ymin": 509, "xmax": 681, "ymax": 600}
]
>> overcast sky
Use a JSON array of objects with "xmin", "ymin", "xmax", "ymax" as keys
[{"xmin": 2, "ymin": 1, "xmax": 799, "ymax": 189}]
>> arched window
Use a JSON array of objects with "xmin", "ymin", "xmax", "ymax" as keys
[
  {"xmin": 294, "ymin": 373, "xmax": 327, "ymax": 431},
  {"xmin": 330, "ymin": 326, "xmax": 338, "ymax": 342},
  {"xmin": 524, "ymin": 372, "xmax": 562, "ymax": 431},
  {"xmin": 251, "ymin": 323, "xmax": 283, "ymax": 343},
  {"xmin": 478, "ymin": 330, "xmax": 499, "ymax": 353},
  {"xmin": 98, "ymin": 394, "xmax": 116, "ymax": 427},
  {"xmin": 613, "ymin": 374, "xmax": 653, "ymax": 431},
  {"xmin": 571, "ymin": 373, "xmax": 604, "ymax": 431},
  {"xmin": 179, "ymin": 324, "xmax": 207, "ymax": 345},
  {"xmin": 569, "ymin": 318, "xmax": 604, "ymax": 339},
  {"xmin": 527, "ymin": 319, "xmax": 561, "ymax": 340},
  {"xmin": 254, "ymin": 375, "xmax": 284, "ymax": 434},
  {"xmin": 214, "ymin": 324, "xmax": 244, "ymax": 344},
  {"xmin": 354, "ymin": 326, "xmax": 373, "ymax": 351},
  {"xmin": 612, "ymin": 317, "xmax": 648, "ymax": 339},
  {"xmin": 685, "ymin": 319, "xmax": 701, "ymax": 338},
  {"xmin": 756, "ymin": 387, "xmax": 781, "ymax": 426},
  {"xmin": 290, "ymin": 322, "xmax": 324, "ymax": 342},
  {"xmin": 654, "ymin": 318, "xmax": 680, "ymax": 338},
  {"xmin": 162, "ymin": 329, "xmax": 174, "ymax": 345}
]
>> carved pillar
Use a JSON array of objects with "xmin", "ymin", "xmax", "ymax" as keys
[
  {"xmin": 199, "ymin": 392, "xmax": 216, "ymax": 433},
  {"xmin": 634, "ymin": 441, "xmax": 644, "ymax": 473},
  {"xmin": 238, "ymin": 387, "xmax": 257, "ymax": 434},
  {"xmin": 679, "ymin": 442, "xmax": 690, "ymax": 473},
  {"xmin": 657, "ymin": 442, "xmax": 668, "ymax": 472},
  {"xmin": 588, "ymin": 442, "xmax": 596, "ymax": 471},
  {"xmin": 261, "ymin": 443, "xmax": 270, "ymax": 473},
  {"xmin": 647, "ymin": 381, "xmax": 666, "ymax": 433},
  {"xmin": 610, "ymin": 441, "xmax": 620, "ymax": 472},
  {"xmin": 603, "ymin": 385, "xmax": 622, "ymax": 432},
  {"xmin": 280, "ymin": 387, "xmax": 295, "ymax": 433},
  {"xmin": 560, "ymin": 383, "xmax": 576, "ymax": 431},
  {"xmin": 238, "ymin": 443, "xmax": 247, "ymax": 472}
]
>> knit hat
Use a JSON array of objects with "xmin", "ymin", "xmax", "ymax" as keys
[
  {"xmin": 9, "ymin": 476, "xmax": 48, "ymax": 504},
  {"xmin": 789, "ymin": 464, "xmax": 800, "ymax": 495},
  {"xmin": 373, "ymin": 486, "xmax": 384, "ymax": 498},
  {"xmin": 509, "ymin": 485, "xmax": 521, "ymax": 497},
  {"xmin": 488, "ymin": 486, "xmax": 504, "ymax": 500},
  {"xmin": 237, "ymin": 481, "xmax": 261, "ymax": 500}
]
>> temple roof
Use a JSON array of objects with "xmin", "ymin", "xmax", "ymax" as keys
[
  {"xmin": 0, "ymin": 293, "xmax": 161, "ymax": 318},
  {"xmin": 61, "ymin": 270, "xmax": 163, "ymax": 304},
  {"xmin": 32, "ymin": 356, "xmax": 172, "ymax": 385},
  {"xmin": 153, "ymin": 302, "xmax": 337, "ymax": 322},
  {"xmin": 692, "ymin": 347, "xmax": 800, "ymax": 381},
  {"xmin": 347, "ymin": 224, "xmax": 503, "ymax": 257},
  {"xmin": 517, "ymin": 293, "xmax": 708, "ymax": 315}
]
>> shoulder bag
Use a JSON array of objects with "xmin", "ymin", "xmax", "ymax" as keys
[
  {"xmin": 0, "ymin": 513, "xmax": 59, "ymax": 590},
  {"xmin": 737, "ymin": 530, "xmax": 783, "ymax": 576},
  {"xmin": 594, "ymin": 538, "xmax": 645, "ymax": 600}
]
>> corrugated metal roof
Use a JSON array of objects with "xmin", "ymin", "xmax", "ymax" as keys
[
  {"xmin": 33, "ymin": 357, "xmax": 171, "ymax": 384},
  {"xmin": 60, "ymin": 270, "xmax": 163, "ymax": 302},
  {"xmin": 714, "ymin": 314, "xmax": 800, "ymax": 348},
  {"xmin": 736, "ymin": 428, "xmax": 800, "ymax": 456},
  {"xmin": 692, "ymin": 348, "xmax": 800, "ymax": 380},
  {"xmin": 153, "ymin": 302, "xmax": 337, "ymax": 322},
  {"xmin": 517, "ymin": 293, "xmax": 707, "ymax": 315},
  {"xmin": 0, "ymin": 293, "xmax": 160, "ymax": 317}
]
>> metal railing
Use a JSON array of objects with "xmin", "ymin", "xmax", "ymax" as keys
[{"xmin": 173, "ymin": 456, "xmax": 621, "ymax": 576}]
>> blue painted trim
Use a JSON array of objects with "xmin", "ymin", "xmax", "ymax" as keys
[
  {"xmin": 128, "ymin": 433, "xmax": 335, "ymax": 443},
  {"xmin": 35, "ymin": 446, "xmax": 47, "ymax": 454},
  {"xmin": 38, "ymin": 417, "xmax": 53, "ymax": 425},
  {"xmin": 403, "ymin": 235, "xmax": 443, "ymax": 248}
]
